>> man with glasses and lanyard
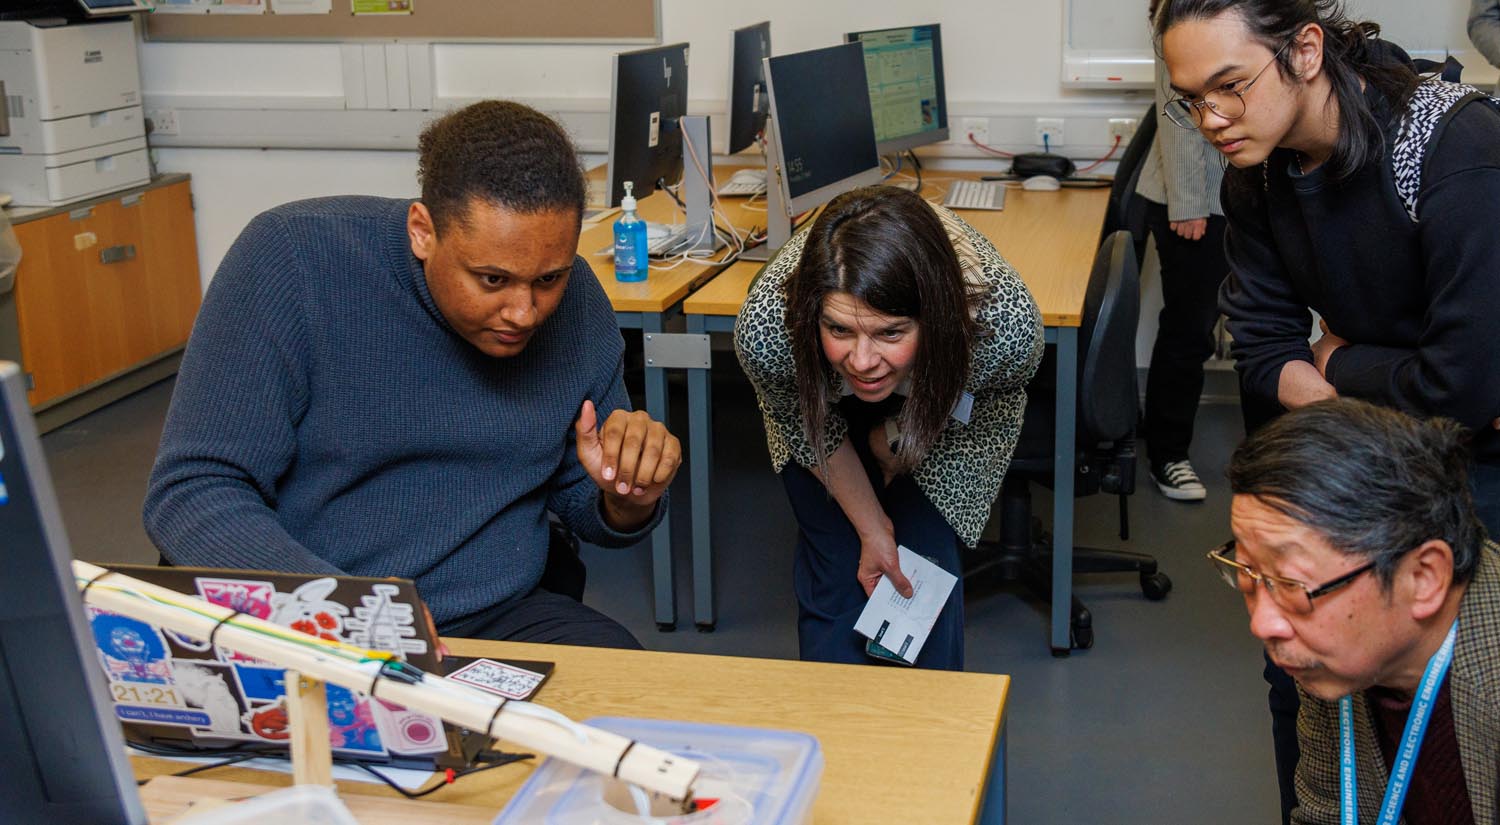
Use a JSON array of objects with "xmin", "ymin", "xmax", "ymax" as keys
[
  {"xmin": 1154, "ymin": 3, "xmax": 1500, "ymax": 819},
  {"xmin": 1216, "ymin": 398, "xmax": 1498, "ymax": 825}
]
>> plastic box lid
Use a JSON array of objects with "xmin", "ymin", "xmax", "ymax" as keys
[{"xmin": 493, "ymin": 717, "xmax": 823, "ymax": 825}]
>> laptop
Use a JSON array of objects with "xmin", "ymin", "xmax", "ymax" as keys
[{"xmin": 90, "ymin": 564, "xmax": 484, "ymax": 769}]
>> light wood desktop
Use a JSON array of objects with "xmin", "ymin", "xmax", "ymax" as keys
[
  {"xmin": 679, "ymin": 176, "xmax": 1109, "ymax": 652},
  {"xmin": 133, "ymin": 638, "xmax": 1011, "ymax": 824},
  {"xmin": 579, "ymin": 164, "xmax": 773, "ymax": 631}
]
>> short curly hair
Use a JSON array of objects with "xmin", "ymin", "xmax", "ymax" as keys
[{"xmin": 417, "ymin": 100, "xmax": 587, "ymax": 234}]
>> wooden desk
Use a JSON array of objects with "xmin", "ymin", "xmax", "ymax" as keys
[
  {"xmin": 582, "ymin": 165, "xmax": 774, "ymax": 631},
  {"xmin": 134, "ymin": 639, "xmax": 1011, "ymax": 824},
  {"xmin": 679, "ymin": 177, "xmax": 1108, "ymax": 652}
]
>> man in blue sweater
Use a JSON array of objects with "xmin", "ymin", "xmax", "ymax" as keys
[{"xmin": 144, "ymin": 101, "xmax": 680, "ymax": 647}]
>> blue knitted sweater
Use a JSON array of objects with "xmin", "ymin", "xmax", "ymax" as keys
[{"xmin": 143, "ymin": 196, "xmax": 660, "ymax": 624}]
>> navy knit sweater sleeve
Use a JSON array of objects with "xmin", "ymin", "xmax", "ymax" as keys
[{"xmin": 143, "ymin": 196, "xmax": 661, "ymax": 623}]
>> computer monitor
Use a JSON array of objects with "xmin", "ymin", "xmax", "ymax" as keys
[
  {"xmin": 762, "ymin": 42, "xmax": 883, "ymax": 217},
  {"xmin": 0, "ymin": 361, "xmax": 147, "ymax": 825},
  {"xmin": 75, "ymin": 0, "xmax": 155, "ymax": 16},
  {"xmin": 605, "ymin": 42, "xmax": 690, "ymax": 209},
  {"xmin": 725, "ymin": 21, "xmax": 771, "ymax": 156},
  {"xmin": 845, "ymin": 23, "xmax": 950, "ymax": 156}
]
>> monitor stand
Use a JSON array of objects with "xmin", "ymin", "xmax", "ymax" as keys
[
  {"xmin": 736, "ymin": 118, "xmax": 791, "ymax": 263},
  {"xmin": 660, "ymin": 114, "xmax": 725, "ymax": 256}
]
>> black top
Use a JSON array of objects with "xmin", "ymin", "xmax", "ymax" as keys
[{"xmin": 1219, "ymin": 75, "xmax": 1500, "ymax": 462}]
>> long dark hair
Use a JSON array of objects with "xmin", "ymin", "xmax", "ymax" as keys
[
  {"xmin": 786, "ymin": 186, "xmax": 981, "ymax": 475},
  {"xmin": 1151, "ymin": 0, "xmax": 1419, "ymax": 181}
]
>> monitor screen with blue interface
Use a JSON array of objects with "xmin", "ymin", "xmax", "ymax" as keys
[
  {"xmin": 763, "ymin": 42, "xmax": 882, "ymax": 216},
  {"xmin": 846, "ymin": 23, "xmax": 949, "ymax": 155},
  {"xmin": 0, "ymin": 362, "xmax": 147, "ymax": 825}
]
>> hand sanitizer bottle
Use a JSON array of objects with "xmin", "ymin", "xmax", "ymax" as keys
[{"xmin": 613, "ymin": 181, "xmax": 649, "ymax": 283}]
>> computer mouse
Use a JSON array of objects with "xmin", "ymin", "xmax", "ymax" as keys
[{"xmin": 1021, "ymin": 175, "xmax": 1061, "ymax": 192}]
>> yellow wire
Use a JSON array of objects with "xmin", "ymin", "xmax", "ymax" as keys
[{"xmin": 77, "ymin": 576, "xmax": 394, "ymax": 663}]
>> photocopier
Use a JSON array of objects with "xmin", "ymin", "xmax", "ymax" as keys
[{"xmin": 0, "ymin": 1, "xmax": 155, "ymax": 206}]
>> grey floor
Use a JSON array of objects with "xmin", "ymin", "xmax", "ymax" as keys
[{"xmin": 44, "ymin": 366, "xmax": 1280, "ymax": 824}]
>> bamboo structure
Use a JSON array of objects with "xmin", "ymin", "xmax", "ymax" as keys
[{"xmin": 74, "ymin": 561, "xmax": 701, "ymax": 801}]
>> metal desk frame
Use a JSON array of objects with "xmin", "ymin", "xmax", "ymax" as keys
[{"xmin": 614, "ymin": 307, "xmax": 678, "ymax": 630}]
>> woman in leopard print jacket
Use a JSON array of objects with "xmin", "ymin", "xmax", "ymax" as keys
[{"xmin": 734, "ymin": 185, "xmax": 1042, "ymax": 670}]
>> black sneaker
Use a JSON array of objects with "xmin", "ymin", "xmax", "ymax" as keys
[{"xmin": 1152, "ymin": 459, "xmax": 1206, "ymax": 501}]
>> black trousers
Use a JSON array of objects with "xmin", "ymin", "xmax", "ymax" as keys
[
  {"xmin": 438, "ymin": 589, "xmax": 643, "ymax": 650},
  {"xmin": 1143, "ymin": 202, "xmax": 1229, "ymax": 465},
  {"xmin": 777, "ymin": 398, "xmax": 965, "ymax": 670}
]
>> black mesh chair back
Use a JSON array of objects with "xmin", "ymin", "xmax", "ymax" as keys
[{"xmin": 1077, "ymin": 230, "xmax": 1140, "ymax": 445}]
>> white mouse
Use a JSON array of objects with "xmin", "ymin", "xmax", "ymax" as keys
[{"xmin": 1021, "ymin": 175, "xmax": 1061, "ymax": 192}]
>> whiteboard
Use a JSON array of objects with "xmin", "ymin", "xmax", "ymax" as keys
[{"xmin": 1062, "ymin": 0, "xmax": 1492, "ymax": 88}]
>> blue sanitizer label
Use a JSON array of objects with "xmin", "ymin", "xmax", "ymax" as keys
[{"xmin": 615, "ymin": 229, "xmax": 639, "ymax": 274}]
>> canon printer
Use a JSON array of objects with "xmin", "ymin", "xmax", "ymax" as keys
[{"xmin": 0, "ymin": 1, "xmax": 155, "ymax": 206}]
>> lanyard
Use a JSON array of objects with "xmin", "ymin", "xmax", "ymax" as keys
[{"xmin": 1339, "ymin": 620, "xmax": 1458, "ymax": 825}]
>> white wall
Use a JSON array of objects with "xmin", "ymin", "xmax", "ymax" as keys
[{"xmin": 140, "ymin": 0, "xmax": 1152, "ymax": 284}]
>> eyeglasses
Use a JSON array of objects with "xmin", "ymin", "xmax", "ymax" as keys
[
  {"xmin": 1205, "ymin": 539, "xmax": 1387, "ymax": 615},
  {"xmin": 1163, "ymin": 42, "xmax": 1289, "ymax": 130}
]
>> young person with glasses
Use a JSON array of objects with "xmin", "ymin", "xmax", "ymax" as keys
[
  {"xmin": 1217, "ymin": 399, "xmax": 1497, "ymax": 825},
  {"xmin": 1153, "ymin": 1, "xmax": 1500, "ymax": 820},
  {"xmin": 1135, "ymin": 0, "xmax": 1230, "ymax": 502}
]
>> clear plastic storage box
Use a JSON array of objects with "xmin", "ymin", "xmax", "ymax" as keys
[{"xmin": 493, "ymin": 717, "xmax": 823, "ymax": 825}]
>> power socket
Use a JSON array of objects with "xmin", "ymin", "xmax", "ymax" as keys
[
  {"xmin": 1108, "ymin": 117, "xmax": 1139, "ymax": 141},
  {"xmin": 958, "ymin": 117, "xmax": 989, "ymax": 148},
  {"xmin": 1035, "ymin": 118, "xmax": 1064, "ymax": 149},
  {"xmin": 146, "ymin": 107, "xmax": 179, "ymax": 137}
]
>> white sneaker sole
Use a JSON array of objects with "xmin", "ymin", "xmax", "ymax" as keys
[{"xmin": 1154, "ymin": 479, "xmax": 1207, "ymax": 501}]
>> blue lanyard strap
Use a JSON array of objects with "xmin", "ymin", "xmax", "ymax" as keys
[{"xmin": 1339, "ymin": 620, "xmax": 1458, "ymax": 825}]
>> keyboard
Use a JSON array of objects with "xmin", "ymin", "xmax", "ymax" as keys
[
  {"xmin": 942, "ymin": 180, "xmax": 1007, "ymax": 211},
  {"xmin": 717, "ymin": 169, "xmax": 768, "ymax": 197},
  {"xmin": 596, "ymin": 222, "xmax": 721, "ymax": 258}
]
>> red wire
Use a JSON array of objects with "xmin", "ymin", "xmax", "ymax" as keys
[
  {"xmin": 969, "ymin": 132, "xmax": 1124, "ymax": 174},
  {"xmin": 1076, "ymin": 135, "xmax": 1123, "ymax": 174},
  {"xmin": 967, "ymin": 133, "xmax": 1014, "ymax": 158}
]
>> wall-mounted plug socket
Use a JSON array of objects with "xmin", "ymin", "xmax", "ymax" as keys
[
  {"xmin": 146, "ymin": 108, "xmax": 179, "ymax": 136},
  {"xmin": 958, "ymin": 117, "xmax": 989, "ymax": 148},
  {"xmin": 1035, "ymin": 117, "xmax": 1064, "ymax": 148},
  {"xmin": 1107, "ymin": 117, "xmax": 1139, "ymax": 141}
]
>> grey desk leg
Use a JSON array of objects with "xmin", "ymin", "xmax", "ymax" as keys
[
  {"xmin": 1051, "ymin": 326, "xmax": 1078, "ymax": 654},
  {"xmin": 686, "ymin": 315, "xmax": 715, "ymax": 630},
  {"xmin": 643, "ymin": 313, "xmax": 676, "ymax": 630},
  {"xmin": 977, "ymin": 719, "xmax": 1007, "ymax": 824}
]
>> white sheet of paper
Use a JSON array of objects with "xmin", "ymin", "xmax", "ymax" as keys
[{"xmin": 852, "ymin": 545, "xmax": 958, "ymax": 664}]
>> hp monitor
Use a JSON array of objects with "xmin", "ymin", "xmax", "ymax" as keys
[
  {"xmin": 845, "ymin": 23, "xmax": 950, "ymax": 155},
  {"xmin": 726, "ymin": 21, "xmax": 771, "ymax": 156},
  {"xmin": 762, "ymin": 42, "xmax": 883, "ymax": 217},
  {"xmin": 605, "ymin": 42, "xmax": 690, "ymax": 209}
]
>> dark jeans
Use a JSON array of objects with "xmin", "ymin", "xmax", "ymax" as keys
[
  {"xmin": 438, "ymin": 589, "xmax": 642, "ymax": 650},
  {"xmin": 1143, "ymin": 202, "xmax": 1229, "ymax": 465},
  {"xmin": 777, "ymin": 409, "xmax": 965, "ymax": 670}
]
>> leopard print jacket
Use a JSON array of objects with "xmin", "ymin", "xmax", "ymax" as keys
[{"xmin": 733, "ymin": 204, "xmax": 1044, "ymax": 546}]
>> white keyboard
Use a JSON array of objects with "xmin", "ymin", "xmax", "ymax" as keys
[
  {"xmin": 597, "ymin": 222, "xmax": 710, "ymax": 258},
  {"xmin": 717, "ymin": 169, "xmax": 768, "ymax": 197},
  {"xmin": 943, "ymin": 180, "xmax": 1007, "ymax": 211}
]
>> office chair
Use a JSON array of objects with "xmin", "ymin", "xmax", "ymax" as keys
[
  {"xmin": 1099, "ymin": 103, "xmax": 1157, "ymax": 270},
  {"xmin": 967, "ymin": 231, "xmax": 1171, "ymax": 653}
]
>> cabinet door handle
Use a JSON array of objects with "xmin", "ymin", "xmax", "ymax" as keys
[{"xmin": 100, "ymin": 244, "xmax": 137, "ymax": 264}]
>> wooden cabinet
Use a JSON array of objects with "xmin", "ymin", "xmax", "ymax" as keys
[{"xmin": 9, "ymin": 175, "xmax": 201, "ymax": 412}]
